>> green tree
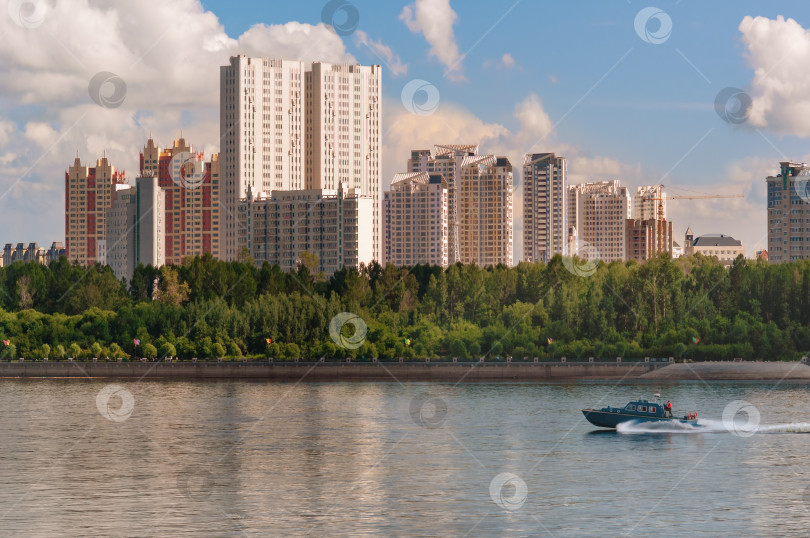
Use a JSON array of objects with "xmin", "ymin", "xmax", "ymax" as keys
[
  {"xmin": 159, "ymin": 342, "xmax": 177, "ymax": 359},
  {"xmin": 90, "ymin": 342, "xmax": 102, "ymax": 358},
  {"xmin": 141, "ymin": 343, "xmax": 158, "ymax": 359},
  {"xmin": 54, "ymin": 344, "xmax": 66, "ymax": 360},
  {"xmin": 41, "ymin": 343, "xmax": 50, "ymax": 359},
  {"xmin": 68, "ymin": 343, "xmax": 81, "ymax": 359},
  {"xmin": 212, "ymin": 342, "xmax": 225, "ymax": 358}
]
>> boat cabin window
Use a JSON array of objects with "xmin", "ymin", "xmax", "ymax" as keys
[
  {"xmin": 649, "ymin": 406, "xmax": 656, "ymax": 412},
  {"xmin": 626, "ymin": 404, "xmax": 636, "ymax": 411},
  {"xmin": 639, "ymin": 406, "xmax": 647, "ymax": 412}
]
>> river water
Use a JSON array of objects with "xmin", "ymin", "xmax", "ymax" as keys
[{"xmin": 0, "ymin": 379, "xmax": 808, "ymax": 536}]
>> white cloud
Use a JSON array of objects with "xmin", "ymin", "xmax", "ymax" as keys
[
  {"xmin": 354, "ymin": 30, "xmax": 407, "ymax": 76},
  {"xmin": 0, "ymin": 0, "xmax": 355, "ymax": 243},
  {"xmin": 500, "ymin": 53, "xmax": 516, "ymax": 69},
  {"xmin": 0, "ymin": 121, "xmax": 14, "ymax": 149},
  {"xmin": 739, "ymin": 15, "xmax": 810, "ymax": 136},
  {"xmin": 400, "ymin": 0, "xmax": 464, "ymax": 80}
]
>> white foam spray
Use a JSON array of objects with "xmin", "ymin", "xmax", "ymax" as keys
[{"xmin": 616, "ymin": 418, "xmax": 810, "ymax": 434}]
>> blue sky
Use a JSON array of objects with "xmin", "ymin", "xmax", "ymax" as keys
[{"xmin": 2, "ymin": 0, "xmax": 810, "ymax": 257}]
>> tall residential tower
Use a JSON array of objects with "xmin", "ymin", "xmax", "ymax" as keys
[{"xmin": 523, "ymin": 153, "xmax": 567, "ymax": 263}]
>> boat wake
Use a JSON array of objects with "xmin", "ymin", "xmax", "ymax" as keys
[{"xmin": 616, "ymin": 418, "xmax": 810, "ymax": 434}]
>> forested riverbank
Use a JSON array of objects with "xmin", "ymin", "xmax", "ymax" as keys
[{"xmin": 0, "ymin": 253, "xmax": 807, "ymax": 361}]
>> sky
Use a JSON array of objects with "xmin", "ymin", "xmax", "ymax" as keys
[{"xmin": 2, "ymin": 0, "xmax": 810, "ymax": 259}]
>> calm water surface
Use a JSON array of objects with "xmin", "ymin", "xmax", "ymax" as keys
[{"xmin": 0, "ymin": 379, "xmax": 809, "ymax": 536}]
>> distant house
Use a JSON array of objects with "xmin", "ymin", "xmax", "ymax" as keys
[{"xmin": 683, "ymin": 227, "xmax": 745, "ymax": 266}]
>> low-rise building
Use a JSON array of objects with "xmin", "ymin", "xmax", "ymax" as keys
[
  {"xmin": 1, "ymin": 242, "xmax": 65, "ymax": 266},
  {"xmin": 684, "ymin": 227, "xmax": 744, "ymax": 266}
]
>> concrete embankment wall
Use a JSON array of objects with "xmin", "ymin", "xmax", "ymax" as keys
[
  {"xmin": 639, "ymin": 361, "xmax": 810, "ymax": 380},
  {"xmin": 0, "ymin": 361, "xmax": 663, "ymax": 381}
]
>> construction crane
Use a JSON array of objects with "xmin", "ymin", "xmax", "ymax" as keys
[{"xmin": 641, "ymin": 186, "xmax": 744, "ymax": 253}]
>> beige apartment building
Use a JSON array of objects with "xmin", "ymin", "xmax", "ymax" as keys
[
  {"xmin": 568, "ymin": 180, "xmax": 631, "ymax": 262},
  {"xmin": 457, "ymin": 154, "xmax": 514, "ymax": 267},
  {"xmin": 65, "ymin": 155, "xmax": 127, "ymax": 266},
  {"xmin": 221, "ymin": 57, "xmax": 381, "ymax": 262},
  {"xmin": 523, "ymin": 153, "xmax": 567, "ymax": 263},
  {"xmin": 383, "ymin": 171, "xmax": 449, "ymax": 268},
  {"xmin": 407, "ymin": 144, "xmax": 479, "ymax": 263},
  {"xmin": 238, "ymin": 185, "xmax": 373, "ymax": 276}
]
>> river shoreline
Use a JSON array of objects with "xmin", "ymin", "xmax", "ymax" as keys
[{"xmin": 0, "ymin": 360, "xmax": 808, "ymax": 381}]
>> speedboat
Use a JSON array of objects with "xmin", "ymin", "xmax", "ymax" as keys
[{"xmin": 582, "ymin": 399, "xmax": 699, "ymax": 429}]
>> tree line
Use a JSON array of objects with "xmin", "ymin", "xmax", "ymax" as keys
[{"xmin": 0, "ymin": 252, "xmax": 807, "ymax": 361}]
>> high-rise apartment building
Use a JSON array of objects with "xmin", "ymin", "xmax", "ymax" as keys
[
  {"xmin": 221, "ymin": 56, "xmax": 381, "ymax": 262},
  {"xmin": 568, "ymin": 180, "xmax": 631, "ymax": 262},
  {"xmin": 238, "ymin": 185, "xmax": 373, "ymax": 276},
  {"xmin": 458, "ymin": 155, "xmax": 514, "ymax": 267},
  {"xmin": 634, "ymin": 184, "xmax": 667, "ymax": 221},
  {"xmin": 106, "ymin": 177, "xmax": 166, "ymax": 282},
  {"xmin": 767, "ymin": 161, "xmax": 810, "ymax": 263},
  {"xmin": 626, "ymin": 218, "xmax": 674, "ymax": 263},
  {"xmin": 383, "ymin": 171, "xmax": 449, "ymax": 268},
  {"xmin": 65, "ymin": 155, "xmax": 127, "ymax": 265},
  {"xmin": 523, "ymin": 153, "xmax": 567, "ymax": 263},
  {"xmin": 406, "ymin": 144, "xmax": 478, "ymax": 264},
  {"xmin": 140, "ymin": 137, "xmax": 222, "ymax": 264}
]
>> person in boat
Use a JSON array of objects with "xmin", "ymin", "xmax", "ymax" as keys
[{"xmin": 664, "ymin": 401, "xmax": 673, "ymax": 418}]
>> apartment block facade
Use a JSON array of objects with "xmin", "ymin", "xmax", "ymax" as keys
[
  {"xmin": 140, "ymin": 137, "xmax": 222, "ymax": 264},
  {"xmin": 238, "ymin": 185, "xmax": 373, "ymax": 276},
  {"xmin": 523, "ymin": 153, "xmax": 567, "ymax": 263},
  {"xmin": 106, "ymin": 177, "xmax": 166, "ymax": 282},
  {"xmin": 221, "ymin": 56, "xmax": 381, "ymax": 262},
  {"xmin": 457, "ymin": 155, "xmax": 514, "ymax": 267},
  {"xmin": 65, "ymin": 155, "xmax": 127, "ymax": 265},
  {"xmin": 407, "ymin": 144, "xmax": 478, "ymax": 264},
  {"xmin": 383, "ymin": 171, "xmax": 449, "ymax": 268},
  {"xmin": 568, "ymin": 180, "xmax": 631, "ymax": 262},
  {"xmin": 626, "ymin": 218, "xmax": 674, "ymax": 263},
  {"xmin": 767, "ymin": 161, "xmax": 810, "ymax": 263}
]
